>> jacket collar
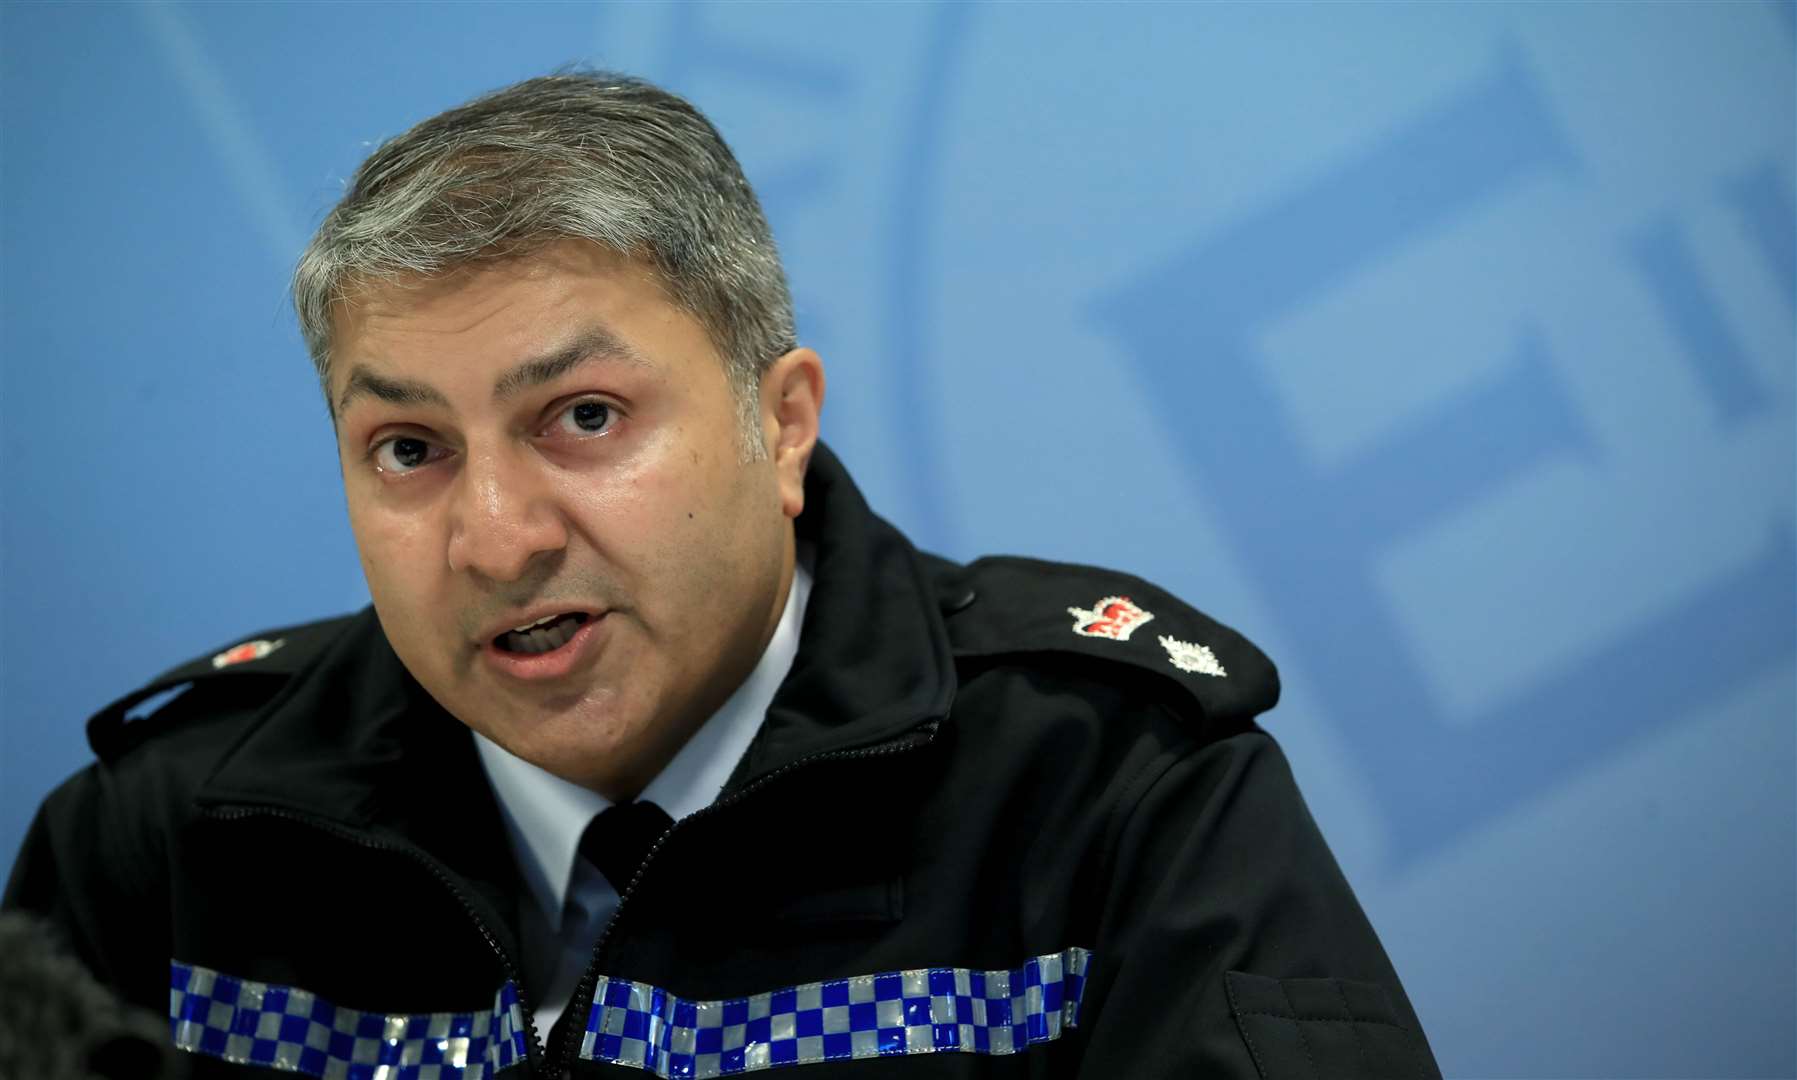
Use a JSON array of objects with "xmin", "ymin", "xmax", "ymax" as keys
[
  {"xmin": 194, "ymin": 442, "xmax": 956, "ymax": 831},
  {"xmin": 725, "ymin": 443, "xmax": 957, "ymax": 789}
]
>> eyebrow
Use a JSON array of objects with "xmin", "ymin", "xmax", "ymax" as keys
[
  {"xmin": 334, "ymin": 326, "xmax": 649, "ymax": 417},
  {"xmin": 334, "ymin": 369, "xmax": 449, "ymax": 416},
  {"xmin": 491, "ymin": 326, "xmax": 648, "ymax": 401}
]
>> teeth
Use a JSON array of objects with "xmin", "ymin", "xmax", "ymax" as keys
[{"xmin": 498, "ymin": 613, "xmax": 582, "ymax": 655}]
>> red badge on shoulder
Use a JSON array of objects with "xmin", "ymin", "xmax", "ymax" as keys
[
  {"xmin": 211, "ymin": 638, "xmax": 285, "ymax": 670},
  {"xmin": 1067, "ymin": 596, "xmax": 1155, "ymax": 641}
]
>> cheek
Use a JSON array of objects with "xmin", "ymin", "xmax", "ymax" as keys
[
  {"xmin": 601, "ymin": 455, "xmax": 751, "ymax": 590},
  {"xmin": 347, "ymin": 499, "xmax": 442, "ymax": 607},
  {"xmin": 669, "ymin": 464, "xmax": 783, "ymax": 598},
  {"xmin": 559, "ymin": 435, "xmax": 720, "ymax": 544}
]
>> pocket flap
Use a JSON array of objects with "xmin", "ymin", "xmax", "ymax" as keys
[{"xmin": 1224, "ymin": 970, "xmax": 1439, "ymax": 1080}]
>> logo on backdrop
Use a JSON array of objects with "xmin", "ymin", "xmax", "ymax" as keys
[
  {"xmin": 636, "ymin": 4, "xmax": 1794, "ymax": 862},
  {"xmin": 1093, "ymin": 47, "xmax": 1795, "ymax": 860}
]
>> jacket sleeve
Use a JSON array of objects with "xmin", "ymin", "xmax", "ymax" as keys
[{"xmin": 1075, "ymin": 730, "xmax": 1442, "ymax": 1078}]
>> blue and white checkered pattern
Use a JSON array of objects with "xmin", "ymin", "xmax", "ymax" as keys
[
  {"xmin": 579, "ymin": 947, "xmax": 1091, "ymax": 1077},
  {"xmin": 168, "ymin": 960, "xmax": 528, "ymax": 1079}
]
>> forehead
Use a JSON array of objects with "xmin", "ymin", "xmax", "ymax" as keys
[{"xmin": 328, "ymin": 241, "xmax": 703, "ymax": 378}]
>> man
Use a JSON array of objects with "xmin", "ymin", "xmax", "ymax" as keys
[{"xmin": 6, "ymin": 72, "xmax": 1440, "ymax": 1078}]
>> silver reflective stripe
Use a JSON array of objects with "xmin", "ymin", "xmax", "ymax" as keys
[
  {"xmin": 168, "ymin": 960, "xmax": 527, "ymax": 1078},
  {"xmin": 578, "ymin": 946, "xmax": 1092, "ymax": 1077}
]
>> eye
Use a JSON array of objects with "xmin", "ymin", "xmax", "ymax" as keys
[
  {"xmin": 551, "ymin": 398, "xmax": 619, "ymax": 438},
  {"xmin": 371, "ymin": 435, "xmax": 445, "ymax": 474}
]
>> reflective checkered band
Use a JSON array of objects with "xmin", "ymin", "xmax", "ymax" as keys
[
  {"xmin": 579, "ymin": 946, "xmax": 1091, "ymax": 1077},
  {"xmin": 168, "ymin": 960, "xmax": 528, "ymax": 1079}
]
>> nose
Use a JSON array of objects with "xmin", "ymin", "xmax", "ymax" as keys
[{"xmin": 445, "ymin": 443, "xmax": 569, "ymax": 582}]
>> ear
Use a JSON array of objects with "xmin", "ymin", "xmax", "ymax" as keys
[{"xmin": 759, "ymin": 348, "xmax": 825, "ymax": 519}]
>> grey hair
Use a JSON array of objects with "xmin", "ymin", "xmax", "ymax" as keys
[{"xmin": 292, "ymin": 71, "xmax": 795, "ymax": 454}]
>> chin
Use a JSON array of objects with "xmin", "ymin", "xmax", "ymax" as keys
[{"xmin": 516, "ymin": 703, "xmax": 654, "ymax": 789}]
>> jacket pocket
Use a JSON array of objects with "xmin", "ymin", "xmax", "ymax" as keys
[{"xmin": 1223, "ymin": 970, "xmax": 1439, "ymax": 1080}]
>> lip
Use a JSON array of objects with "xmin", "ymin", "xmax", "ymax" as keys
[
  {"xmin": 479, "ymin": 608, "xmax": 606, "ymax": 682},
  {"xmin": 477, "ymin": 605, "xmax": 604, "ymax": 646}
]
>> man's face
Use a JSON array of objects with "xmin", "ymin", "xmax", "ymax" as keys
[{"xmin": 330, "ymin": 240, "xmax": 818, "ymax": 797}]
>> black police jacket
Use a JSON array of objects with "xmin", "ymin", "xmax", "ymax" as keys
[{"xmin": 6, "ymin": 445, "xmax": 1440, "ymax": 1079}]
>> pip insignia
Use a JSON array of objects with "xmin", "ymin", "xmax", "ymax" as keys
[
  {"xmin": 1068, "ymin": 596, "xmax": 1155, "ymax": 641},
  {"xmin": 211, "ymin": 638, "xmax": 285, "ymax": 670},
  {"xmin": 1159, "ymin": 634, "xmax": 1227, "ymax": 677}
]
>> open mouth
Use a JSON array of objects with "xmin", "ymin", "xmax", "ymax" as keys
[{"xmin": 493, "ymin": 612, "xmax": 591, "ymax": 655}]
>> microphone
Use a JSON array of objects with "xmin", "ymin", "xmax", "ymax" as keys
[{"xmin": 0, "ymin": 912, "xmax": 188, "ymax": 1079}]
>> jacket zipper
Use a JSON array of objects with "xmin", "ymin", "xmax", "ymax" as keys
[
  {"xmin": 552, "ymin": 728, "xmax": 936, "ymax": 1078},
  {"xmin": 206, "ymin": 806, "xmax": 548, "ymax": 1075}
]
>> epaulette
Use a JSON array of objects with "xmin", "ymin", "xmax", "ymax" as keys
[
  {"xmin": 931, "ymin": 556, "xmax": 1280, "ymax": 725},
  {"xmin": 86, "ymin": 612, "xmax": 361, "ymax": 760}
]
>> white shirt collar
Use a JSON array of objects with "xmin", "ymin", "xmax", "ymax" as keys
[{"xmin": 474, "ymin": 560, "xmax": 812, "ymax": 925}]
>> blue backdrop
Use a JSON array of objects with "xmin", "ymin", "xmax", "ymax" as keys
[{"xmin": 3, "ymin": 3, "xmax": 1792, "ymax": 1076}]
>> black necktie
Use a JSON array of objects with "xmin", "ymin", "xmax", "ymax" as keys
[
  {"xmin": 579, "ymin": 801, "xmax": 674, "ymax": 894},
  {"xmin": 546, "ymin": 802, "xmax": 674, "ymax": 1056}
]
